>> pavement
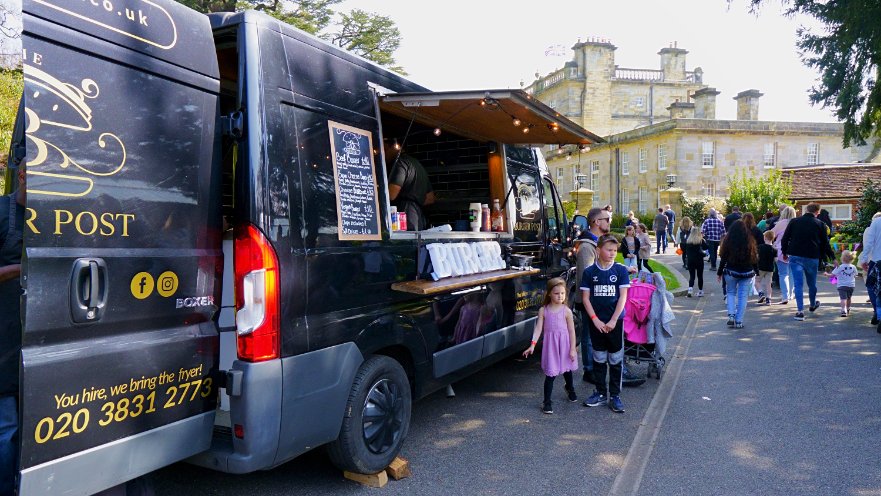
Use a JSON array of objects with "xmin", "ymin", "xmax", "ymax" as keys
[{"xmin": 152, "ymin": 250, "xmax": 881, "ymax": 495}]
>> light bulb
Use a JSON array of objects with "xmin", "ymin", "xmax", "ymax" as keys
[
  {"xmin": 393, "ymin": 139, "xmax": 401, "ymax": 150},
  {"xmin": 522, "ymin": 126, "xmax": 530, "ymax": 134},
  {"xmin": 433, "ymin": 128, "xmax": 442, "ymax": 136},
  {"xmin": 512, "ymin": 117, "xmax": 521, "ymax": 127}
]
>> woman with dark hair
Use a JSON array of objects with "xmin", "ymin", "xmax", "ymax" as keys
[
  {"xmin": 717, "ymin": 220, "xmax": 758, "ymax": 329},
  {"xmin": 818, "ymin": 209, "xmax": 833, "ymax": 236},
  {"xmin": 742, "ymin": 212, "xmax": 764, "ymax": 247}
]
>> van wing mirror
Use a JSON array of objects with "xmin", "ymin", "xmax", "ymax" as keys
[{"xmin": 572, "ymin": 214, "xmax": 588, "ymax": 232}]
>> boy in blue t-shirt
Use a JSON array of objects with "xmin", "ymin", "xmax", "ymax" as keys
[{"xmin": 580, "ymin": 234, "xmax": 630, "ymax": 413}]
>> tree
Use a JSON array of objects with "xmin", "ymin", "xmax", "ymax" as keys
[
  {"xmin": 680, "ymin": 195, "xmax": 709, "ymax": 224},
  {"xmin": 836, "ymin": 179, "xmax": 881, "ymax": 241},
  {"xmin": 177, "ymin": 0, "xmax": 405, "ymax": 72},
  {"xmin": 741, "ymin": 0, "xmax": 881, "ymax": 147},
  {"xmin": 325, "ymin": 9, "xmax": 404, "ymax": 74},
  {"xmin": 725, "ymin": 168, "xmax": 793, "ymax": 216}
]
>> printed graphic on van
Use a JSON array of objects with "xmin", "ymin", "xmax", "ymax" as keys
[
  {"xmin": 32, "ymin": 0, "xmax": 178, "ymax": 49},
  {"xmin": 24, "ymin": 64, "xmax": 127, "ymax": 198}
]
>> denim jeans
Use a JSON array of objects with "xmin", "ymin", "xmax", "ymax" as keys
[
  {"xmin": 725, "ymin": 275, "xmax": 752, "ymax": 323},
  {"xmin": 776, "ymin": 259, "xmax": 793, "ymax": 302},
  {"xmin": 581, "ymin": 318, "xmax": 593, "ymax": 372},
  {"xmin": 655, "ymin": 230, "xmax": 667, "ymax": 252},
  {"xmin": 706, "ymin": 240, "xmax": 720, "ymax": 268},
  {"xmin": 0, "ymin": 395, "xmax": 17, "ymax": 496},
  {"xmin": 789, "ymin": 255, "xmax": 819, "ymax": 312}
]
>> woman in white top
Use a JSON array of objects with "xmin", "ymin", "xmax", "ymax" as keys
[{"xmin": 771, "ymin": 206, "xmax": 797, "ymax": 304}]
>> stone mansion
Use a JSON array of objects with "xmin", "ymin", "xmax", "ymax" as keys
[{"xmin": 524, "ymin": 38, "xmax": 878, "ymax": 214}]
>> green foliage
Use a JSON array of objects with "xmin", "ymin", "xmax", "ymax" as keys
[
  {"xmin": 725, "ymin": 168, "xmax": 792, "ymax": 217},
  {"xmin": 836, "ymin": 179, "xmax": 881, "ymax": 242},
  {"xmin": 742, "ymin": 0, "xmax": 881, "ymax": 147},
  {"xmin": 323, "ymin": 9, "xmax": 405, "ymax": 74},
  {"xmin": 0, "ymin": 67, "xmax": 23, "ymax": 193},
  {"xmin": 560, "ymin": 200, "xmax": 578, "ymax": 221},
  {"xmin": 177, "ymin": 0, "xmax": 404, "ymax": 71},
  {"xmin": 681, "ymin": 195, "xmax": 708, "ymax": 223}
]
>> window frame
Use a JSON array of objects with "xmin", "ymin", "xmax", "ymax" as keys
[
  {"xmin": 621, "ymin": 151, "xmax": 629, "ymax": 176},
  {"xmin": 638, "ymin": 186, "xmax": 647, "ymax": 213},
  {"xmin": 701, "ymin": 141, "xmax": 715, "ymax": 169},
  {"xmin": 638, "ymin": 148, "xmax": 647, "ymax": 173},
  {"xmin": 657, "ymin": 143, "xmax": 667, "ymax": 171},
  {"xmin": 763, "ymin": 142, "xmax": 777, "ymax": 168},
  {"xmin": 807, "ymin": 142, "xmax": 820, "ymax": 166},
  {"xmin": 703, "ymin": 182, "xmax": 716, "ymax": 197}
]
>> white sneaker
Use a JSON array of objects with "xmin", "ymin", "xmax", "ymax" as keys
[
  {"xmin": 697, "ymin": 290, "xmax": 704, "ymax": 297},
  {"xmin": 687, "ymin": 287, "xmax": 693, "ymax": 297}
]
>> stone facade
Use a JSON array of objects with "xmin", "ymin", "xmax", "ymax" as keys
[
  {"xmin": 547, "ymin": 119, "xmax": 878, "ymax": 215},
  {"xmin": 524, "ymin": 39, "xmax": 706, "ymax": 137}
]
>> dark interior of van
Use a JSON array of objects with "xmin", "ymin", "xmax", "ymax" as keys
[{"xmin": 379, "ymin": 113, "xmax": 504, "ymax": 232}]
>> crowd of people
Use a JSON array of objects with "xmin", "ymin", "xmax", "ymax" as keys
[{"xmin": 527, "ymin": 200, "xmax": 880, "ymax": 416}]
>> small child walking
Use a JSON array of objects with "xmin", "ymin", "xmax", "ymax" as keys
[
  {"xmin": 756, "ymin": 230, "xmax": 778, "ymax": 305},
  {"xmin": 827, "ymin": 250, "xmax": 858, "ymax": 316},
  {"xmin": 523, "ymin": 277, "xmax": 578, "ymax": 414},
  {"xmin": 581, "ymin": 234, "xmax": 631, "ymax": 413}
]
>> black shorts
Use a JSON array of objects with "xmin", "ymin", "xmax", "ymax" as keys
[
  {"xmin": 837, "ymin": 287, "xmax": 854, "ymax": 300},
  {"xmin": 589, "ymin": 318, "xmax": 624, "ymax": 354}
]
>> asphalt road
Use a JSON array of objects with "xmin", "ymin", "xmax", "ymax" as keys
[{"xmin": 151, "ymin": 252, "xmax": 881, "ymax": 495}]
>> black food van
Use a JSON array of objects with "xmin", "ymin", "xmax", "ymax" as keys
[{"xmin": 12, "ymin": 1, "xmax": 602, "ymax": 494}]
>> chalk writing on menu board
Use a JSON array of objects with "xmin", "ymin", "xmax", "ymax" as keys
[{"xmin": 328, "ymin": 121, "xmax": 382, "ymax": 240}]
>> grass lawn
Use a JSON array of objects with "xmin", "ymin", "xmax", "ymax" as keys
[{"xmin": 615, "ymin": 253, "xmax": 681, "ymax": 291}]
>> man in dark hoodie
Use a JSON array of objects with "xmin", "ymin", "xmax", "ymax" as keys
[{"xmin": 781, "ymin": 203, "xmax": 835, "ymax": 321}]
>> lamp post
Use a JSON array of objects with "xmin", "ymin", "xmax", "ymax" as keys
[
  {"xmin": 658, "ymin": 174, "xmax": 677, "ymax": 210},
  {"xmin": 575, "ymin": 174, "xmax": 587, "ymax": 212}
]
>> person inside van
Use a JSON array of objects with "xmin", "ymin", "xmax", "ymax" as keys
[{"xmin": 385, "ymin": 139, "xmax": 436, "ymax": 231}]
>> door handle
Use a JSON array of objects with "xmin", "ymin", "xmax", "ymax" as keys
[{"xmin": 70, "ymin": 258, "xmax": 108, "ymax": 323}]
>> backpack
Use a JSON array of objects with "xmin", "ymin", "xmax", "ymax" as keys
[{"xmin": 623, "ymin": 280, "xmax": 656, "ymax": 344}]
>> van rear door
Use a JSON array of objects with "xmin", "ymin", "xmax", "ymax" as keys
[{"xmin": 19, "ymin": 0, "xmax": 221, "ymax": 494}]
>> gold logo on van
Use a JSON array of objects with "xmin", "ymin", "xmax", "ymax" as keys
[
  {"xmin": 33, "ymin": 0, "xmax": 178, "ymax": 50},
  {"xmin": 24, "ymin": 65, "xmax": 126, "ymax": 198}
]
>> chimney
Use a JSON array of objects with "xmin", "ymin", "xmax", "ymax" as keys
[
  {"xmin": 658, "ymin": 45, "xmax": 688, "ymax": 81},
  {"xmin": 693, "ymin": 87, "xmax": 720, "ymax": 119},
  {"xmin": 734, "ymin": 89, "xmax": 763, "ymax": 121},
  {"xmin": 667, "ymin": 101, "xmax": 695, "ymax": 120}
]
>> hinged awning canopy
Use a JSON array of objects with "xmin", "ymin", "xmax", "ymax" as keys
[{"xmin": 379, "ymin": 89, "xmax": 604, "ymax": 145}]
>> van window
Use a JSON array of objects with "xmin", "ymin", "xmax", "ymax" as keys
[{"xmin": 512, "ymin": 171, "xmax": 542, "ymax": 242}]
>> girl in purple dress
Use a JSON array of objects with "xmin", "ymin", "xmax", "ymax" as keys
[{"xmin": 523, "ymin": 277, "xmax": 579, "ymax": 414}]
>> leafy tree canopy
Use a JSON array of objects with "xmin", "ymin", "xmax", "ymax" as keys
[
  {"xmin": 178, "ymin": 0, "xmax": 406, "ymax": 73},
  {"xmin": 741, "ymin": 0, "xmax": 881, "ymax": 146},
  {"xmin": 836, "ymin": 179, "xmax": 881, "ymax": 241}
]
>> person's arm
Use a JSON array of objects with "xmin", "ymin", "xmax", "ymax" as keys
[
  {"xmin": 581, "ymin": 274, "xmax": 605, "ymax": 334},
  {"xmin": 0, "ymin": 263, "xmax": 21, "ymax": 284},
  {"xmin": 780, "ymin": 221, "xmax": 794, "ymax": 260},
  {"xmin": 820, "ymin": 223, "xmax": 835, "ymax": 261},
  {"xmin": 565, "ymin": 307, "xmax": 577, "ymax": 362},
  {"xmin": 860, "ymin": 223, "xmax": 874, "ymax": 269},
  {"xmin": 388, "ymin": 184, "xmax": 402, "ymax": 201},
  {"xmin": 522, "ymin": 306, "xmax": 545, "ymax": 357},
  {"xmin": 423, "ymin": 191, "xmax": 436, "ymax": 206},
  {"xmin": 606, "ymin": 286, "xmax": 628, "ymax": 332}
]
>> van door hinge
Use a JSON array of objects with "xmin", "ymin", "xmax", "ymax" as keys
[{"xmin": 220, "ymin": 111, "xmax": 244, "ymax": 139}]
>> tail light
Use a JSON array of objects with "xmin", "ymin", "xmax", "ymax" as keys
[{"xmin": 234, "ymin": 224, "xmax": 280, "ymax": 362}]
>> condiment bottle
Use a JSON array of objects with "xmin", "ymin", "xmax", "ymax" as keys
[
  {"xmin": 491, "ymin": 199, "xmax": 503, "ymax": 232},
  {"xmin": 390, "ymin": 206, "xmax": 398, "ymax": 231},
  {"xmin": 481, "ymin": 204, "xmax": 490, "ymax": 231}
]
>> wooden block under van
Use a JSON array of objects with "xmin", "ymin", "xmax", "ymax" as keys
[
  {"xmin": 344, "ymin": 470, "xmax": 389, "ymax": 488},
  {"xmin": 385, "ymin": 457, "xmax": 411, "ymax": 480}
]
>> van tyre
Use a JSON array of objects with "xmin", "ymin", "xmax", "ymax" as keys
[{"xmin": 327, "ymin": 355, "xmax": 412, "ymax": 474}]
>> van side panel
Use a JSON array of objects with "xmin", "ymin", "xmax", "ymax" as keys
[{"xmin": 20, "ymin": 0, "xmax": 222, "ymax": 492}]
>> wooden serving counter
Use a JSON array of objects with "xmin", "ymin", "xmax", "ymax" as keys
[{"xmin": 391, "ymin": 268, "xmax": 540, "ymax": 295}]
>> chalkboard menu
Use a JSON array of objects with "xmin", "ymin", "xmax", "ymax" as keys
[{"xmin": 328, "ymin": 121, "xmax": 382, "ymax": 240}]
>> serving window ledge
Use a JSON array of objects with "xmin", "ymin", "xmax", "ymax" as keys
[{"xmin": 391, "ymin": 268, "xmax": 540, "ymax": 295}]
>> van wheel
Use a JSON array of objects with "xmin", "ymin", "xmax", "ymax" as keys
[{"xmin": 327, "ymin": 355, "xmax": 412, "ymax": 474}]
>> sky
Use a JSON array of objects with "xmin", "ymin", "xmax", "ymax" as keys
[{"xmin": 338, "ymin": 0, "xmax": 837, "ymax": 124}]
